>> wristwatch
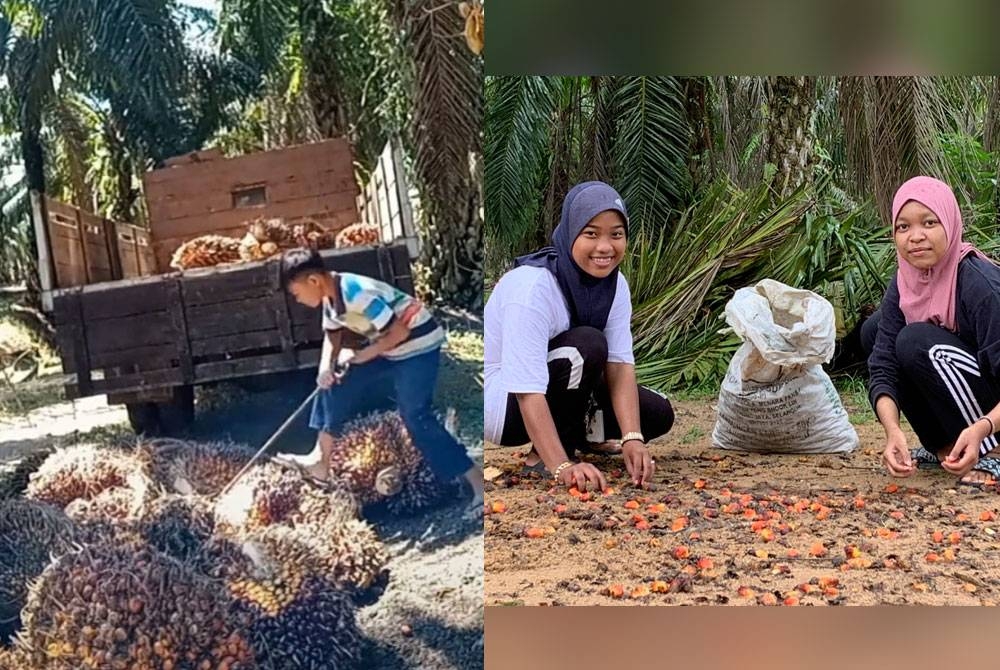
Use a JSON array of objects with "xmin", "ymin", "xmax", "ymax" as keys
[{"xmin": 621, "ymin": 431, "xmax": 645, "ymax": 445}]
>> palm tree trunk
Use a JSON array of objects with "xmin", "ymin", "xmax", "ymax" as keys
[
  {"xmin": 766, "ymin": 76, "xmax": 816, "ymax": 197},
  {"xmin": 19, "ymin": 110, "xmax": 44, "ymax": 305}
]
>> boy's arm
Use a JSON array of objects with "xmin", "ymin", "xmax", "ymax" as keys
[
  {"xmin": 352, "ymin": 317, "xmax": 411, "ymax": 364},
  {"xmin": 320, "ymin": 329, "xmax": 344, "ymax": 372},
  {"xmin": 351, "ymin": 298, "xmax": 422, "ymax": 365}
]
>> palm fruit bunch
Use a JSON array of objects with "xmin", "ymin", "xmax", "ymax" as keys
[
  {"xmin": 334, "ymin": 223, "xmax": 380, "ymax": 249},
  {"xmin": 291, "ymin": 219, "xmax": 337, "ymax": 250},
  {"xmin": 238, "ymin": 576, "xmax": 360, "ymax": 670},
  {"xmin": 196, "ymin": 537, "xmax": 361, "ymax": 669},
  {"xmin": 134, "ymin": 494, "xmax": 216, "ymax": 564},
  {"xmin": 141, "ymin": 438, "xmax": 256, "ymax": 497},
  {"xmin": 170, "ymin": 234, "xmax": 243, "ymax": 270},
  {"xmin": 247, "ymin": 522, "xmax": 388, "ymax": 599},
  {"xmin": 327, "ymin": 410, "xmax": 445, "ymax": 514},
  {"xmin": 0, "ymin": 446, "xmax": 53, "ymax": 499},
  {"xmin": 14, "ymin": 541, "xmax": 256, "ymax": 669},
  {"xmin": 239, "ymin": 218, "xmax": 294, "ymax": 262},
  {"xmin": 25, "ymin": 444, "xmax": 152, "ymax": 508},
  {"xmin": 212, "ymin": 464, "xmax": 386, "ymax": 596},
  {"xmin": 0, "ymin": 499, "xmax": 78, "ymax": 643},
  {"xmin": 213, "ymin": 462, "xmax": 357, "ymax": 533},
  {"xmin": 0, "ymin": 648, "xmax": 31, "ymax": 669}
]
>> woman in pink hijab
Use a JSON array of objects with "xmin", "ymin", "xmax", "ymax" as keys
[{"xmin": 863, "ymin": 176, "xmax": 1000, "ymax": 486}]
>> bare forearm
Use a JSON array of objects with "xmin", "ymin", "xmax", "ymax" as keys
[
  {"xmin": 516, "ymin": 393, "xmax": 570, "ymax": 471},
  {"xmin": 321, "ymin": 330, "xmax": 343, "ymax": 371},
  {"xmin": 606, "ymin": 362, "xmax": 641, "ymax": 437},
  {"xmin": 354, "ymin": 321, "xmax": 410, "ymax": 364},
  {"xmin": 875, "ymin": 395, "xmax": 903, "ymax": 436}
]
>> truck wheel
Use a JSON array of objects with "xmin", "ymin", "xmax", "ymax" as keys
[
  {"xmin": 126, "ymin": 402, "xmax": 161, "ymax": 436},
  {"xmin": 157, "ymin": 385, "xmax": 195, "ymax": 436}
]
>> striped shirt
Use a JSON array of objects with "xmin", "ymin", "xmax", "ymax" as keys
[{"xmin": 322, "ymin": 272, "xmax": 444, "ymax": 361}]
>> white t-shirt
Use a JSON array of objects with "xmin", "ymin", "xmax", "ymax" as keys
[{"xmin": 483, "ymin": 265, "xmax": 634, "ymax": 444}]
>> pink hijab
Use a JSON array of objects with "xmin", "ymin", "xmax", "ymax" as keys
[{"xmin": 892, "ymin": 176, "xmax": 987, "ymax": 332}]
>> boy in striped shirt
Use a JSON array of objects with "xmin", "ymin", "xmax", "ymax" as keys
[{"xmin": 278, "ymin": 247, "xmax": 483, "ymax": 511}]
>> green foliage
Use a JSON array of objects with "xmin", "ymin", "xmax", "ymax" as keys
[{"xmin": 486, "ymin": 75, "xmax": 1000, "ymax": 393}]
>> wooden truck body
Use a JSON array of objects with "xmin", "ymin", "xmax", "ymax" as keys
[{"xmin": 34, "ymin": 139, "xmax": 416, "ymax": 434}]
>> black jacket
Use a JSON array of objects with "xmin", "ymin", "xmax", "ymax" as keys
[{"xmin": 868, "ymin": 255, "xmax": 1000, "ymax": 410}]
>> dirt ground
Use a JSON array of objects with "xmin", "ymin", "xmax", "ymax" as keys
[
  {"xmin": 0, "ymin": 330, "xmax": 484, "ymax": 668},
  {"xmin": 484, "ymin": 394, "xmax": 1000, "ymax": 606}
]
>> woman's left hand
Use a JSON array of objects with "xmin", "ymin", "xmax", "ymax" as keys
[
  {"xmin": 942, "ymin": 421, "xmax": 990, "ymax": 476},
  {"xmin": 622, "ymin": 441, "xmax": 654, "ymax": 488}
]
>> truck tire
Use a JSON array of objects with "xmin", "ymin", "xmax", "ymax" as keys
[
  {"xmin": 126, "ymin": 402, "xmax": 161, "ymax": 436},
  {"xmin": 157, "ymin": 385, "xmax": 195, "ymax": 436}
]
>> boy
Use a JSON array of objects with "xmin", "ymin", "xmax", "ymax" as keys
[{"xmin": 277, "ymin": 247, "xmax": 484, "ymax": 513}]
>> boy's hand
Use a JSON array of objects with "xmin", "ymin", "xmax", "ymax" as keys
[{"xmin": 317, "ymin": 368, "xmax": 339, "ymax": 389}]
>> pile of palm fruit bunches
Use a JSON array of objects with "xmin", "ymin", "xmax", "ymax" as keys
[
  {"xmin": 170, "ymin": 217, "xmax": 381, "ymax": 270},
  {"xmin": 0, "ymin": 409, "xmax": 448, "ymax": 669}
]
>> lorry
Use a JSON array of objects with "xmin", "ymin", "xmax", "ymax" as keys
[{"xmin": 31, "ymin": 138, "xmax": 418, "ymax": 435}]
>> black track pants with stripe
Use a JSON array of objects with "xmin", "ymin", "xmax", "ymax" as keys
[
  {"xmin": 497, "ymin": 326, "xmax": 674, "ymax": 456},
  {"xmin": 863, "ymin": 311, "xmax": 1000, "ymax": 455}
]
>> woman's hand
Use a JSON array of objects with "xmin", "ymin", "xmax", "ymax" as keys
[
  {"xmin": 942, "ymin": 421, "xmax": 990, "ymax": 476},
  {"xmin": 558, "ymin": 462, "xmax": 608, "ymax": 493},
  {"xmin": 622, "ymin": 441, "xmax": 654, "ymax": 488},
  {"xmin": 882, "ymin": 427, "xmax": 915, "ymax": 477}
]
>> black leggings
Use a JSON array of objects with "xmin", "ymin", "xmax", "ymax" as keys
[
  {"xmin": 497, "ymin": 326, "xmax": 674, "ymax": 457},
  {"xmin": 863, "ymin": 310, "xmax": 1000, "ymax": 455}
]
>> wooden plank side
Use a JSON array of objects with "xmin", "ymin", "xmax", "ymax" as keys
[
  {"xmin": 85, "ymin": 311, "xmax": 175, "ymax": 354},
  {"xmin": 181, "ymin": 261, "xmax": 273, "ymax": 306},
  {"xmin": 147, "ymin": 171, "xmax": 357, "ymax": 222},
  {"xmin": 53, "ymin": 260, "xmax": 87, "ymax": 289},
  {"xmin": 166, "ymin": 280, "xmax": 194, "ymax": 383},
  {"xmin": 186, "ymin": 300, "xmax": 278, "ymax": 340},
  {"xmin": 152, "ymin": 190, "xmax": 359, "ymax": 241},
  {"xmin": 89, "ymin": 343, "xmax": 178, "ymax": 369},
  {"xmin": 89, "ymin": 368, "xmax": 185, "ymax": 395},
  {"xmin": 144, "ymin": 139, "xmax": 353, "ymax": 188},
  {"xmin": 389, "ymin": 243, "xmax": 415, "ymax": 295},
  {"xmin": 190, "ymin": 329, "xmax": 284, "ymax": 357},
  {"xmin": 269, "ymin": 261, "xmax": 297, "ymax": 366},
  {"xmin": 193, "ymin": 352, "xmax": 296, "ymax": 383},
  {"xmin": 65, "ymin": 292, "xmax": 93, "ymax": 395},
  {"xmin": 80, "ymin": 280, "xmax": 174, "ymax": 320},
  {"xmin": 292, "ymin": 321, "xmax": 323, "ymax": 344}
]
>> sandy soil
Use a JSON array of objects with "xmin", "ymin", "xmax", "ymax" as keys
[{"xmin": 484, "ymin": 395, "xmax": 1000, "ymax": 606}]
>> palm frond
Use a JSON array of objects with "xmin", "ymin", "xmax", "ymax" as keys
[
  {"xmin": 610, "ymin": 76, "xmax": 692, "ymax": 229},
  {"xmin": 484, "ymin": 75, "xmax": 558, "ymax": 265},
  {"xmin": 394, "ymin": 0, "xmax": 483, "ymax": 308}
]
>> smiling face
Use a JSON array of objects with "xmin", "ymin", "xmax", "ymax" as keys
[
  {"xmin": 893, "ymin": 200, "xmax": 950, "ymax": 271},
  {"xmin": 570, "ymin": 210, "xmax": 627, "ymax": 278}
]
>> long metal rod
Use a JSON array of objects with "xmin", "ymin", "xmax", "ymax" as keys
[{"xmin": 218, "ymin": 386, "xmax": 320, "ymax": 497}]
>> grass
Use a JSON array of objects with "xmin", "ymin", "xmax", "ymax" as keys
[
  {"xmin": 0, "ymin": 301, "xmax": 65, "ymax": 418},
  {"xmin": 670, "ymin": 381, "xmax": 721, "ymax": 402},
  {"xmin": 832, "ymin": 373, "xmax": 875, "ymax": 425},
  {"xmin": 437, "ymin": 330, "xmax": 484, "ymax": 447},
  {"xmin": 680, "ymin": 426, "xmax": 706, "ymax": 444}
]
